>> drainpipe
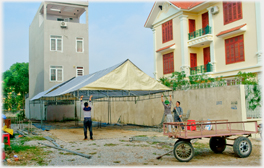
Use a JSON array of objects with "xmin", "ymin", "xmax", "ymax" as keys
[{"xmin": 152, "ymin": 28, "xmax": 157, "ymax": 79}]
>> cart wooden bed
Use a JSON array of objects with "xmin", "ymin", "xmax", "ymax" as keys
[{"xmin": 163, "ymin": 120, "xmax": 258, "ymax": 162}]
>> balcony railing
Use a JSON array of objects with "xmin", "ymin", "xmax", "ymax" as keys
[
  {"xmin": 188, "ymin": 25, "xmax": 212, "ymax": 40},
  {"xmin": 190, "ymin": 63, "xmax": 213, "ymax": 75}
]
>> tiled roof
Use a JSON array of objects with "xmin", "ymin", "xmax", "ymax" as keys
[
  {"xmin": 216, "ymin": 24, "xmax": 247, "ymax": 36},
  {"xmin": 170, "ymin": 1, "xmax": 205, "ymax": 9},
  {"xmin": 156, "ymin": 43, "xmax": 175, "ymax": 52}
]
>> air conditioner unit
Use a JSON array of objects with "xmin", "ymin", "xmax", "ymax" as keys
[
  {"xmin": 211, "ymin": 6, "xmax": 219, "ymax": 15},
  {"xmin": 60, "ymin": 21, "xmax": 67, "ymax": 28}
]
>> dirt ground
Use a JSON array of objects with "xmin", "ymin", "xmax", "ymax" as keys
[
  {"xmin": 8, "ymin": 122, "xmax": 262, "ymax": 166},
  {"xmin": 43, "ymin": 122, "xmax": 262, "ymax": 166},
  {"xmin": 48, "ymin": 126, "xmax": 163, "ymax": 142}
]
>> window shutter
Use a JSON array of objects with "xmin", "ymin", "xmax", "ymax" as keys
[
  {"xmin": 223, "ymin": 2, "xmax": 228, "ymax": 24},
  {"xmin": 162, "ymin": 20, "xmax": 173, "ymax": 43},
  {"xmin": 237, "ymin": 2, "xmax": 242, "ymax": 19},
  {"xmin": 225, "ymin": 35, "xmax": 244, "ymax": 64},
  {"xmin": 228, "ymin": 3, "xmax": 232, "ymax": 22},
  {"xmin": 233, "ymin": 2, "xmax": 237, "ymax": 20},
  {"xmin": 57, "ymin": 39, "xmax": 62, "ymax": 51},
  {"xmin": 239, "ymin": 35, "xmax": 244, "ymax": 61},
  {"xmin": 223, "ymin": 1, "xmax": 243, "ymax": 25},
  {"xmin": 162, "ymin": 24, "xmax": 165, "ymax": 43},
  {"xmin": 163, "ymin": 52, "xmax": 174, "ymax": 74}
]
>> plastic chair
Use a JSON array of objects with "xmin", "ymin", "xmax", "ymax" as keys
[{"xmin": 2, "ymin": 133, "xmax": 10, "ymax": 146}]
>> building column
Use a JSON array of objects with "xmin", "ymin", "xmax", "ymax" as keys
[
  {"xmin": 207, "ymin": 7, "xmax": 216, "ymax": 72},
  {"xmin": 255, "ymin": 1, "xmax": 262, "ymax": 65},
  {"xmin": 152, "ymin": 28, "xmax": 157, "ymax": 79},
  {"xmin": 179, "ymin": 15, "xmax": 189, "ymax": 76}
]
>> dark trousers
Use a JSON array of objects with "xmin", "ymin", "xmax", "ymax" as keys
[
  {"xmin": 83, "ymin": 118, "xmax": 93, "ymax": 139},
  {"xmin": 174, "ymin": 116, "xmax": 184, "ymax": 130}
]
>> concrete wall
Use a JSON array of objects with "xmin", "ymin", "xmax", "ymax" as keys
[
  {"xmin": 92, "ymin": 85, "xmax": 244, "ymax": 130},
  {"xmin": 46, "ymin": 101, "xmax": 83, "ymax": 121},
  {"xmin": 29, "ymin": 3, "xmax": 45, "ymax": 98}
]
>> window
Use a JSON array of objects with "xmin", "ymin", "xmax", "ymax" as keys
[
  {"xmin": 162, "ymin": 20, "xmax": 173, "ymax": 43},
  {"xmin": 76, "ymin": 38, "xmax": 84, "ymax": 53},
  {"xmin": 225, "ymin": 34, "xmax": 244, "ymax": 64},
  {"xmin": 223, "ymin": 2, "xmax": 242, "ymax": 25},
  {"xmin": 50, "ymin": 66, "xmax": 63, "ymax": 82},
  {"xmin": 50, "ymin": 35, "xmax": 62, "ymax": 51},
  {"xmin": 76, "ymin": 67, "xmax": 84, "ymax": 76},
  {"xmin": 163, "ymin": 52, "xmax": 174, "ymax": 74}
]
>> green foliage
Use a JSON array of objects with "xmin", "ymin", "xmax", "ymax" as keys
[
  {"xmin": 159, "ymin": 76, "xmax": 171, "ymax": 87},
  {"xmin": 170, "ymin": 71, "xmax": 189, "ymax": 90},
  {"xmin": 235, "ymin": 71, "xmax": 261, "ymax": 111},
  {"xmin": 2, "ymin": 62, "xmax": 29, "ymax": 112},
  {"xmin": 159, "ymin": 71, "xmax": 224, "ymax": 90},
  {"xmin": 235, "ymin": 71, "xmax": 257, "ymax": 85}
]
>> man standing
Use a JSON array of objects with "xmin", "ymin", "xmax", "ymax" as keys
[
  {"xmin": 161, "ymin": 95, "xmax": 173, "ymax": 132},
  {"xmin": 80, "ymin": 95, "xmax": 93, "ymax": 140},
  {"xmin": 173, "ymin": 101, "xmax": 184, "ymax": 129}
]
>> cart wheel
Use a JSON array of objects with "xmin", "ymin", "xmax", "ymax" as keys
[
  {"xmin": 233, "ymin": 136, "xmax": 252, "ymax": 158},
  {"xmin": 209, "ymin": 137, "xmax": 226, "ymax": 153},
  {"xmin": 173, "ymin": 140, "xmax": 194, "ymax": 162}
]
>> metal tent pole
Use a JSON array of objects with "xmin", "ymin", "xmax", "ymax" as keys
[
  {"xmin": 29, "ymin": 101, "xmax": 31, "ymax": 120},
  {"xmin": 75, "ymin": 95, "xmax": 78, "ymax": 126},
  {"xmin": 110, "ymin": 97, "xmax": 111, "ymax": 124},
  {"xmin": 77, "ymin": 90, "xmax": 80, "ymax": 123},
  {"xmin": 41, "ymin": 100, "xmax": 43, "ymax": 129}
]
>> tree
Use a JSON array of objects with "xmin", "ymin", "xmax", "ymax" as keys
[{"xmin": 2, "ymin": 62, "xmax": 29, "ymax": 111}]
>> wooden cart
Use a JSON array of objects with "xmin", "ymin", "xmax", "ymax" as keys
[{"xmin": 163, "ymin": 120, "xmax": 258, "ymax": 162}]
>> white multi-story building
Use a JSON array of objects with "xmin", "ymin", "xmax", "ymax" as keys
[
  {"xmin": 28, "ymin": 1, "xmax": 89, "ymax": 99},
  {"xmin": 26, "ymin": 1, "xmax": 89, "ymax": 119}
]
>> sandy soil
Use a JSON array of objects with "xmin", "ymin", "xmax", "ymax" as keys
[{"xmin": 48, "ymin": 126, "xmax": 163, "ymax": 142}]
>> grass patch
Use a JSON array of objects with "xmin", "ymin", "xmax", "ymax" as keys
[
  {"xmin": 5, "ymin": 140, "xmax": 47, "ymax": 166},
  {"xmin": 193, "ymin": 142, "xmax": 208, "ymax": 149},
  {"xmin": 153, "ymin": 152, "xmax": 157, "ymax": 155},
  {"xmin": 92, "ymin": 143, "xmax": 96, "ymax": 145},
  {"xmin": 193, "ymin": 142, "xmax": 210, "ymax": 155},
  {"xmin": 89, "ymin": 152, "xmax": 97, "ymax": 155},
  {"xmin": 104, "ymin": 143, "xmax": 118, "ymax": 146},
  {"xmin": 119, "ymin": 140, "xmax": 127, "ymax": 142},
  {"xmin": 113, "ymin": 161, "xmax": 121, "ymax": 163},
  {"xmin": 18, "ymin": 136, "xmax": 46, "ymax": 145},
  {"xmin": 161, "ymin": 145, "xmax": 171, "ymax": 149},
  {"xmin": 143, "ymin": 163, "xmax": 148, "ymax": 165},
  {"xmin": 151, "ymin": 141, "xmax": 160, "ymax": 145},
  {"xmin": 134, "ymin": 135, "xmax": 147, "ymax": 137},
  {"xmin": 76, "ymin": 149, "xmax": 80, "ymax": 150}
]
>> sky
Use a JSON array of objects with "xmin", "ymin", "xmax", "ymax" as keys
[{"xmin": 2, "ymin": 1, "xmax": 155, "ymax": 77}]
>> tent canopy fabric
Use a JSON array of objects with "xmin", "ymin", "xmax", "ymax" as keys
[
  {"xmin": 30, "ymin": 77, "xmax": 75, "ymax": 101},
  {"xmin": 31, "ymin": 59, "xmax": 171, "ymax": 101}
]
